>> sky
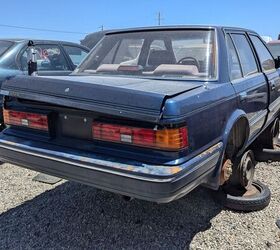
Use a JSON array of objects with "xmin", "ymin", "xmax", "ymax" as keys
[{"xmin": 0, "ymin": 1, "xmax": 279, "ymax": 43}]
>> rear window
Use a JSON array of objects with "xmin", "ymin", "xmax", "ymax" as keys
[
  {"xmin": 0, "ymin": 41, "xmax": 14, "ymax": 56},
  {"xmin": 77, "ymin": 30, "xmax": 217, "ymax": 80},
  {"xmin": 267, "ymin": 43, "xmax": 280, "ymax": 59}
]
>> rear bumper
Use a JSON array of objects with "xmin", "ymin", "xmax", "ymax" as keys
[{"xmin": 0, "ymin": 134, "xmax": 223, "ymax": 203}]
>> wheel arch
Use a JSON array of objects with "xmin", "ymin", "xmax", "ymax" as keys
[
  {"xmin": 222, "ymin": 111, "xmax": 250, "ymax": 158},
  {"xmin": 205, "ymin": 109, "xmax": 250, "ymax": 190}
]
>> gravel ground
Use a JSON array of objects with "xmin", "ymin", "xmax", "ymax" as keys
[{"xmin": 0, "ymin": 162, "xmax": 279, "ymax": 250}]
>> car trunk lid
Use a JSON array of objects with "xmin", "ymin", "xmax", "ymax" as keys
[{"xmin": 1, "ymin": 75, "xmax": 202, "ymax": 123}]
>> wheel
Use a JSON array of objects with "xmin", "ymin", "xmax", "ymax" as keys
[
  {"xmin": 255, "ymin": 118, "xmax": 280, "ymax": 149},
  {"xmin": 272, "ymin": 118, "xmax": 280, "ymax": 149},
  {"xmin": 227, "ymin": 150, "xmax": 256, "ymax": 188},
  {"xmin": 220, "ymin": 180, "xmax": 271, "ymax": 212}
]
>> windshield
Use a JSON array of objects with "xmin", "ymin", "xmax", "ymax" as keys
[
  {"xmin": 267, "ymin": 43, "xmax": 280, "ymax": 59},
  {"xmin": 0, "ymin": 41, "xmax": 14, "ymax": 57},
  {"xmin": 76, "ymin": 29, "xmax": 217, "ymax": 80}
]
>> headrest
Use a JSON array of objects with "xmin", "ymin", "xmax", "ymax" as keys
[
  {"xmin": 96, "ymin": 64, "xmax": 119, "ymax": 72},
  {"xmin": 147, "ymin": 50, "xmax": 176, "ymax": 67}
]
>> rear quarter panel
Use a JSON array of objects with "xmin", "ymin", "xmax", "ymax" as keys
[{"xmin": 162, "ymin": 82, "xmax": 237, "ymax": 157}]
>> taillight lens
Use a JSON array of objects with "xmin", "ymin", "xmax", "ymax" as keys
[
  {"xmin": 92, "ymin": 122, "xmax": 188, "ymax": 150},
  {"xmin": 3, "ymin": 109, "xmax": 49, "ymax": 131}
]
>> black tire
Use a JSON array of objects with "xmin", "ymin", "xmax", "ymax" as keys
[
  {"xmin": 220, "ymin": 180, "xmax": 271, "ymax": 212},
  {"xmin": 255, "ymin": 118, "xmax": 279, "ymax": 149}
]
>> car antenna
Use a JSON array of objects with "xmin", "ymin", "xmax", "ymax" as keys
[{"xmin": 27, "ymin": 40, "xmax": 38, "ymax": 76}]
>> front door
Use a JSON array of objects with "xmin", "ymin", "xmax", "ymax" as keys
[{"xmin": 249, "ymin": 35, "xmax": 280, "ymax": 124}]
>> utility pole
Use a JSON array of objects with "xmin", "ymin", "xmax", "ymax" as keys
[
  {"xmin": 157, "ymin": 12, "xmax": 163, "ymax": 26},
  {"xmin": 99, "ymin": 25, "xmax": 104, "ymax": 31}
]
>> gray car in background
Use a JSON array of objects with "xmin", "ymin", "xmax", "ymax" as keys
[
  {"xmin": 0, "ymin": 39, "xmax": 89, "ymax": 127},
  {"xmin": 0, "ymin": 39, "xmax": 89, "ymax": 76}
]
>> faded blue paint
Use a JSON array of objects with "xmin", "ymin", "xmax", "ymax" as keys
[{"xmin": 1, "ymin": 26, "xmax": 280, "ymax": 192}]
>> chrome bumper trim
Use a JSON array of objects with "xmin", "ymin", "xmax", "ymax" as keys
[{"xmin": 0, "ymin": 138, "xmax": 222, "ymax": 183}]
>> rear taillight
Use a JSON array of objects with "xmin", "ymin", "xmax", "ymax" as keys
[
  {"xmin": 3, "ymin": 109, "xmax": 49, "ymax": 131},
  {"xmin": 92, "ymin": 122, "xmax": 188, "ymax": 150}
]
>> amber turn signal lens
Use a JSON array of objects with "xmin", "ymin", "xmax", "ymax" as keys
[{"xmin": 155, "ymin": 127, "xmax": 188, "ymax": 150}]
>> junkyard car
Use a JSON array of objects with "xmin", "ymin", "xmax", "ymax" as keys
[
  {"xmin": 0, "ymin": 26, "xmax": 279, "ymax": 204},
  {"xmin": 0, "ymin": 39, "xmax": 89, "ymax": 76},
  {"xmin": 0, "ymin": 39, "xmax": 89, "ymax": 126}
]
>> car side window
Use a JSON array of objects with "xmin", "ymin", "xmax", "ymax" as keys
[
  {"xmin": 250, "ymin": 36, "xmax": 275, "ymax": 72},
  {"xmin": 20, "ymin": 44, "xmax": 70, "ymax": 71},
  {"xmin": 231, "ymin": 34, "xmax": 258, "ymax": 77},
  {"xmin": 226, "ymin": 34, "xmax": 242, "ymax": 81},
  {"xmin": 63, "ymin": 45, "xmax": 88, "ymax": 67}
]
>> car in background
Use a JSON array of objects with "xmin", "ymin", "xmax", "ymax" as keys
[
  {"xmin": 0, "ymin": 39, "xmax": 89, "ymax": 76},
  {"xmin": 267, "ymin": 39, "xmax": 280, "ymax": 59},
  {"xmin": 0, "ymin": 39, "xmax": 89, "ymax": 127}
]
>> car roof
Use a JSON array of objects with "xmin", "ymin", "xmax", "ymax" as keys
[
  {"xmin": 105, "ymin": 25, "xmax": 257, "ymax": 35},
  {"xmin": 0, "ymin": 38, "xmax": 89, "ymax": 50}
]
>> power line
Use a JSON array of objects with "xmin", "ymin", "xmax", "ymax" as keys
[{"xmin": 0, "ymin": 23, "xmax": 88, "ymax": 35}]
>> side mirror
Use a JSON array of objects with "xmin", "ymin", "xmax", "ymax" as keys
[{"xmin": 275, "ymin": 56, "xmax": 280, "ymax": 69}]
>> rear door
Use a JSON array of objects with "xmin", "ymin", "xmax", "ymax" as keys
[
  {"xmin": 249, "ymin": 35, "xmax": 280, "ymax": 124},
  {"xmin": 225, "ymin": 31, "xmax": 268, "ymax": 138}
]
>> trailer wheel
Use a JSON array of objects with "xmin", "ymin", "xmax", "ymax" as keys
[{"xmin": 220, "ymin": 180, "xmax": 271, "ymax": 212}]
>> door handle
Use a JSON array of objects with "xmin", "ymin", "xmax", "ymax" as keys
[{"xmin": 271, "ymin": 84, "xmax": 276, "ymax": 91}]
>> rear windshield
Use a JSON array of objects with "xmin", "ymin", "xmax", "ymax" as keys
[
  {"xmin": 0, "ymin": 41, "xmax": 14, "ymax": 56},
  {"xmin": 77, "ymin": 30, "xmax": 217, "ymax": 80},
  {"xmin": 267, "ymin": 43, "xmax": 280, "ymax": 59}
]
